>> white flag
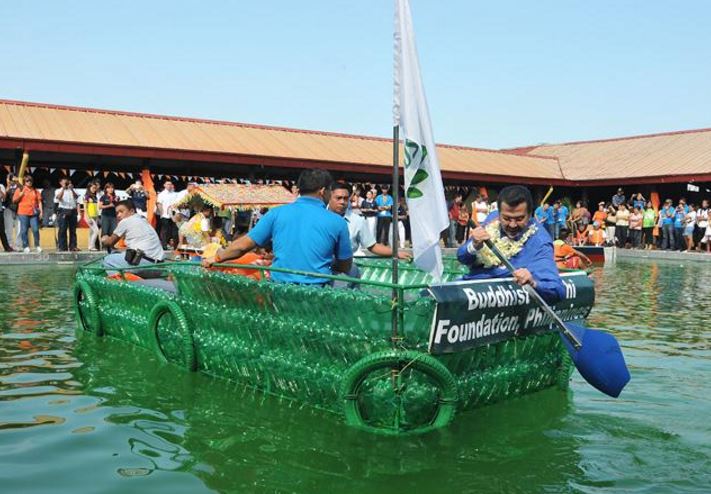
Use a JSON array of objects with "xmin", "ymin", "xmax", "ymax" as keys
[{"xmin": 394, "ymin": 0, "xmax": 449, "ymax": 281}]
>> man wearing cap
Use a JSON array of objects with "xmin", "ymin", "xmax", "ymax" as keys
[
  {"xmin": 457, "ymin": 185, "xmax": 565, "ymax": 303},
  {"xmin": 612, "ymin": 188, "xmax": 626, "ymax": 208},
  {"xmin": 203, "ymin": 169, "xmax": 352, "ymax": 286}
]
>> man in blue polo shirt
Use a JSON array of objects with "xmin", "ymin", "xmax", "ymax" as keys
[{"xmin": 203, "ymin": 169, "xmax": 352, "ymax": 285}]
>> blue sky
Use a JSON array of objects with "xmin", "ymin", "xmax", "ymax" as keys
[{"xmin": 1, "ymin": 0, "xmax": 709, "ymax": 149}]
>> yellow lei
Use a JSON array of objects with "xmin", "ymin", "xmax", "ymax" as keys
[{"xmin": 477, "ymin": 221, "xmax": 537, "ymax": 268}]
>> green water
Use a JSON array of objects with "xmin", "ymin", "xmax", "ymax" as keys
[{"xmin": 1, "ymin": 261, "xmax": 709, "ymax": 493}]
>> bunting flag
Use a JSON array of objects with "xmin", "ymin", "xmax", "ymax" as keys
[
  {"xmin": 393, "ymin": 0, "xmax": 449, "ymax": 281},
  {"xmin": 118, "ymin": 172, "xmax": 126, "ymax": 179},
  {"xmin": 4, "ymin": 165, "xmax": 11, "ymax": 172},
  {"xmin": 29, "ymin": 167, "xmax": 36, "ymax": 173},
  {"xmin": 49, "ymin": 168, "xmax": 56, "ymax": 174},
  {"xmin": 85, "ymin": 170, "xmax": 92, "ymax": 176}
]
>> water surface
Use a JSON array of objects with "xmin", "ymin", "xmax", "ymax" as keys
[{"xmin": 0, "ymin": 261, "xmax": 709, "ymax": 493}]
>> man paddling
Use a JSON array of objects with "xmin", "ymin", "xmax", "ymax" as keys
[{"xmin": 457, "ymin": 185, "xmax": 566, "ymax": 302}]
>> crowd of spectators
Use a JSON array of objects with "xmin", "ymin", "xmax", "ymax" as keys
[{"xmin": 1, "ymin": 175, "xmax": 710, "ymax": 256}]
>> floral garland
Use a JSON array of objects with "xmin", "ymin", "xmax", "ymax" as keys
[{"xmin": 477, "ymin": 221, "xmax": 537, "ymax": 268}]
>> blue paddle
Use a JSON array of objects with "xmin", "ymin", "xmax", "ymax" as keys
[{"xmin": 484, "ymin": 239, "xmax": 630, "ymax": 398}]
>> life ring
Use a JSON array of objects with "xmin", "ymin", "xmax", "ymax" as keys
[
  {"xmin": 73, "ymin": 280, "xmax": 103, "ymax": 336},
  {"xmin": 341, "ymin": 350, "xmax": 458, "ymax": 435},
  {"xmin": 148, "ymin": 301, "xmax": 197, "ymax": 371}
]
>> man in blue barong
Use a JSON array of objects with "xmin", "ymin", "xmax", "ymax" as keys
[{"xmin": 457, "ymin": 185, "xmax": 566, "ymax": 302}]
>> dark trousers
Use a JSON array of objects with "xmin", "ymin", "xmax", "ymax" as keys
[
  {"xmin": 661, "ymin": 224, "xmax": 674, "ymax": 250},
  {"xmin": 674, "ymin": 227, "xmax": 684, "ymax": 250},
  {"xmin": 616, "ymin": 225, "xmax": 628, "ymax": 247},
  {"xmin": 629, "ymin": 229, "xmax": 642, "ymax": 248},
  {"xmin": 159, "ymin": 217, "xmax": 178, "ymax": 248},
  {"xmin": 376, "ymin": 217, "xmax": 392, "ymax": 245},
  {"xmin": 57, "ymin": 208, "xmax": 77, "ymax": 251},
  {"xmin": 101, "ymin": 215, "xmax": 118, "ymax": 253},
  {"xmin": 642, "ymin": 227, "xmax": 654, "ymax": 247},
  {"xmin": 0, "ymin": 210, "xmax": 10, "ymax": 251}
]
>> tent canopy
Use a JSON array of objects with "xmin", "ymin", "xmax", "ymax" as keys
[{"xmin": 176, "ymin": 183, "xmax": 296, "ymax": 209}]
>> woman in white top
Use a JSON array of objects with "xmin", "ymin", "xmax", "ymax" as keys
[
  {"xmin": 683, "ymin": 205, "xmax": 697, "ymax": 252},
  {"xmin": 473, "ymin": 195, "xmax": 489, "ymax": 226}
]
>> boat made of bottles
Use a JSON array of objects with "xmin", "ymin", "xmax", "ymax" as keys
[{"xmin": 73, "ymin": 256, "xmax": 594, "ymax": 435}]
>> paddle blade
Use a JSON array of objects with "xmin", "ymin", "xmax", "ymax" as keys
[{"xmin": 560, "ymin": 323, "xmax": 631, "ymax": 398}]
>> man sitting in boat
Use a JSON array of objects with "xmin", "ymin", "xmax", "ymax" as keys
[
  {"xmin": 457, "ymin": 185, "xmax": 566, "ymax": 302},
  {"xmin": 101, "ymin": 199, "xmax": 165, "ymax": 270},
  {"xmin": 327, "ymin": 182, "xmax": 412, "ymax": 287},
  {"xmin": 202, "ymin": 169, "xmax": 352, "ymax": 286},
  {"xmin": 554, "ymin": 229, "xmax": 592, "ymax": 270}
]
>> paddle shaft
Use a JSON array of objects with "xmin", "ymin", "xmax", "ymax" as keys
[{"xmin": 483, "ymin": 239, "xmax": 582, "ymax": 349}]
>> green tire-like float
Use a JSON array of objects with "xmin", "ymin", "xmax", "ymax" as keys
[
  {"xmin": 148, "ymin": 301, "xmax": 197, "ymax": 372},
  {"xmin": 73, "ymin": 280, "xmax": 103, "ymax": 336},
  {"xmin": 341, "ymin": 350, "xmax": 458, "ymax": 435}
]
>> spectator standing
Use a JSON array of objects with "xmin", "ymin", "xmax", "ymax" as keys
[
  {"xmin": 360, "ymin": 190, "xmax": 378, "ymax": 240},
  {"xmin": 100, "ymin": 183, "xmax": 119, "ymax": 250},
  {"xmin": 615, "ymin": 204, "xmax": 630, "ymax": 247},
  {"xmin": 533, "ymin": 202, "xmax": 549, "ymax": 225},
  {"xmin": 456, "ymin": 204, "xmax": 470, "ymax": 245},
  {"xmin": 694, "ymin": 199, "xmax": 708, "ymax": 251},
  {"xmin": 126, "ymin": 179, "xmax": 148, "ymax": 216},
  {"xmin": 612, "ymin": 188, "xmax": 626, "ymax": 208},
  {"xmin": 156, "ymin": 180, "xmax": 180, "ymax": 248},
  {"xmin": 447, "ymin": 194, "xmax": 462, "ymax": 247},
  {"xmin": 473, "ymin": 194, "xmax": 489, "ymax": 226},
  {"xmin": 83, "ymin": 181, "xmax": 101, "ymax": 251},
  {"xmin": 3, "ymin": 174, "xmax": 20, "ymax": 250},
  {"xmin": 660, "ymin": 199, "xmax": 675, "ymax": 250},
  {"xmin": 41, "ymin": 179, "xmax": 56, "ymax": 227},
  {"xmin": 0, "ymin": 181, "xmax": 12, "ymax": 251},
  {"xmin": 683, "ymin": 204, "xmax": 697, "ymax": 252},
  {"xmin": 628, "ymin": 206, "xmax": 643, "ymax": 248},
  {"xmin": 349, "ymin": 188, "xmax": 363, "ymax": 216},
  {"xmin": 605, "ymin": 205, "xmax": 617, "ymax": 246},
  {"xmin": 642, "ymin": 201, "xmax": 657, "ymax": 250},
  {"xmin": 592, "ymin": 202, "xmax": 607, "ymax": 229},
  {"xmin": 555, "ymin": 200, "xmax": 568, "ymax": 239},
  {"xmin": 55, "ymin": 178, "xmax": 80, "ymax": 251},
  {"xmin": 12, "ymin": 175, "xmax": 43, "ymax": 253},
  {"xmin": 673, "ymin": 203, "xmax": 686, "ymax": 250},
  {"xmin": 571, "ymin": 201, "xmax": 590, "ymax": 229},
  {"xmin": 375, "ymin": 185, "xmax": 393, "ymax": 246},
  {"xmin": 545, "ymin": 202, "xmax": 557, "ymax": 239},
  {"xmin": 389, "ymin": 196, "xmax": 408, "ymax": 249},
  {"xmin": 632, "ymin": 192, "xmax": 646, "ymax": 211}
]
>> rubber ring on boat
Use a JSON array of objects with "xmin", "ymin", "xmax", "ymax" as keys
[
  {"xmin": 148, "ymin": 301, "xmax": 197, "ymax": 372},
  {"xmin": 73, "ymin": 280, "xmax": 103, "ymax": 336},
  {"xmin": 341, "ymin": 350, "xmax": 458, "ymax": 435}
]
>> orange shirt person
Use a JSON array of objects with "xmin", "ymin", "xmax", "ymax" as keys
[{"xmin": 553, "ymin": 229, "xmax": 591, "ymax": 269}]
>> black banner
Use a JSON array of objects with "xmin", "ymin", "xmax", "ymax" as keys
[{"xmin": 427, "ymin": 272, "xmax": 595, "ymax": 354}]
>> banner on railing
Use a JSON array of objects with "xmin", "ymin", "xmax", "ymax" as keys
[{"xmin": 428, "ymin": 272, "xmax": 594, "ymax": 354}]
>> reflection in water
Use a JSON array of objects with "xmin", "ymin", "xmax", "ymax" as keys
[{"xmin": 0, "ymin": 262, "xmax": 710, "ymax": 493}]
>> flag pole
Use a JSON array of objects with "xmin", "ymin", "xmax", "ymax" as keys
[{"xmin": 391, "ymin": 124, "xmax": 401, "ymax": 343}]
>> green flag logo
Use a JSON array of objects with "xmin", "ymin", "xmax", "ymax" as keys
[{"xmin": 404, "ymin": 139, "xmax": 429, "ymax": 199}]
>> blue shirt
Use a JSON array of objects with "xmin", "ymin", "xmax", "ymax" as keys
[
  {"xmin": 557, "ymin": 205, "xmax": 568, "ymax": 224},
  {"xmin": 248, "ymin": 196, "xmax": 353, "ymax": 284},
  {"xmin": 456, "ymin": 212, "xmax": 566, "ymax": 303},
  {"xmin": 661, "ymin": 206, "xmax": 674, "ymax": 225},
  {"xmin": 674, "ymin": 210, "xmax": 686, "ymax": 228},
  {"xmin": 533, "ymin": 206, "xmax": 546, "ymax": 223},
  {"xmin": 375, "ymin": 194, "xmax": 394, "ymax": 217},
  {"xmin": 545, "ymin": 207, "xmax": 557, "ymax": 225}
]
